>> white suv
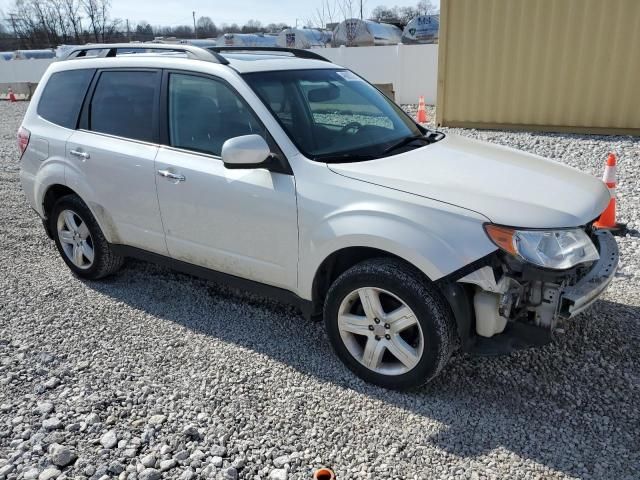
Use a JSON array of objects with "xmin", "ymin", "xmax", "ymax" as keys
[{"xmin": 19, "ymin": 44, "xmax": 619, "ymax": 389}]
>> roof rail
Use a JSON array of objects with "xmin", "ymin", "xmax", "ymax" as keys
[
  {"xmin": 63, "ymin": 43, "xmax": 229, "ymax": 64},
  {"xmin": 207, "ymin": 46, "xmax": 330, "ymax": 62}
]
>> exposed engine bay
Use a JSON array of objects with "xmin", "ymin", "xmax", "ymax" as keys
[{"xmin": 457, "ymin": 229, "xmax": 619, "ymax": 338}]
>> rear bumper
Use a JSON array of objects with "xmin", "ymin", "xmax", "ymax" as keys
[{"xmin": 558, "ymin": 230, "xmax": 619, "ymax": 318}]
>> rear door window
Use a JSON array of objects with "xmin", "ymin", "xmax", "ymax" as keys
[
  {"xmin": 89, "ymin": 70, "xmax": 160, "ymax": 143},
  {"xmin": 37, "ymin": 69, "xmax": 95, "ymax": 129}
]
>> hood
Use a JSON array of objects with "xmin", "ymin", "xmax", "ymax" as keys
[{"xmin": 328, "ymin": 133, "xmax": 610, "ymax": 228}]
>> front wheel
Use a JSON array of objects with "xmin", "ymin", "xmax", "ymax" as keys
[{"xmin": 324, "ymin": 258, "xmax": 456, "ymax": 390}]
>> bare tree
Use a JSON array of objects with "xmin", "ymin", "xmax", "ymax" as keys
[
  {"xmin": 264, "ymin": 22, "xmax": 288, "ymax": 33},
  {"xmin": 48, "ymin": 0, "xmax": 71, "ymax": 43},
  {"xmin": 241, "ymin": 19, "xmax": 262, "ymax": 33},
  {"xmin": 4, "ymin": 0, "xmax": 123, "ymax": 48},
  {"xmin": 219, "ymin": 23, "xmax": 241, "ymax": 34},
  {"xmin": 338, "ymin": 0, "xmax": 358, "ymax": 20},
  {"xmin": 62, "ymin": 0, "xmax": 82, "ymax": 42},
  {"xmin": 336, "ymin": 0, "xmax": 365, "ymax": 45},
  {"xmin": 81, "ymin": 0, "xmax": 108, "ymax": 42},
  {"xmin": 371, "ymin": 5, "xmax": 396, "ymax": 22},
  {"xmin": 196, "ymin": 16, "xmax": 216, "ymax": 38},
  {"xmin": 417, "ymin": 0, "xmax": 436, "ymax": 15},
  {"xmin": 134, "ymin": 20, "xmax": 153, "ymax": 41},
  {"xmin": 370, "ymin": 1, "xmax": 437, "ymax": 24},
  {"xmin": 310, "ymin": 0, "xmax": 338, "ymax": 29},
  {"xmin": 32, "ymin": 0, "xmax": 59, "ymax": 45},
  {"xmin": 7, "ymin": 0, "xmax": 55, "ymax": 48}
]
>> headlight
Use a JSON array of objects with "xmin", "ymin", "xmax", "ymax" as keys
[{"xmin": 484, "ymin": 224, "xmax": 599, "ymax": 270}]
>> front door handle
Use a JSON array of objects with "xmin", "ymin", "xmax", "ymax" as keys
[
  {"xmin": 157, "ymin": 169, "xmax": 186, "ymax": 182},
  {"xmin": 69, "ymin": 149, "xmax": 90, "ymax": 160}
]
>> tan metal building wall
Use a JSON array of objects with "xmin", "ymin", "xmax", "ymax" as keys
[{"xmin": 436, "ymin": 0, "xmax": 640, "ymax": 135}]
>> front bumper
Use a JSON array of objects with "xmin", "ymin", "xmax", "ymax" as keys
[
  {"xmin": 457, "ymin": 230, "xmax": 619, "ymax": 350},
  {"xmin": 558, "ymin": 230, "xmax": 619, "ymax": 318}
]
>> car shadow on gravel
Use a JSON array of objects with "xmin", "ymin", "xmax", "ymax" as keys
[{"xmin": 88, "ymin": 261, "xmax": 640, "ymax": 479}]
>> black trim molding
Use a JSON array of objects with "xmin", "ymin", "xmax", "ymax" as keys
[
  {"xmin": 111, "ymin": 244, "xmax": 313, "ymax": 318},
  {"xmin": 435, "ymin": 251, "xmax": 500, "ymax": 286}
]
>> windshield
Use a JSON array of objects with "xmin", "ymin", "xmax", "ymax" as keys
[{"xmin": 243, "ymin": 69, "xmax": 432, "ymax": 162}]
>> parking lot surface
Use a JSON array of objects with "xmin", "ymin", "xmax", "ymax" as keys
[{"xmin": 1, "ymin": 101, "xmax": 638, "ymax": 479}]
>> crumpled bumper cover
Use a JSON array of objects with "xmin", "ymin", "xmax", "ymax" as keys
[{"xmin": 558, "ymin": 230, "xmax": 619, "ymax": 318}]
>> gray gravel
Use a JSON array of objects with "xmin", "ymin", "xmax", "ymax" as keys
[{"xmin": 1, "ymin": 101, "xmax": 639, "ymax": 480}]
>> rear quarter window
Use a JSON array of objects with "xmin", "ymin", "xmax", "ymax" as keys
[{"xmin": 37, "ymin": 69, "xmax": 95, "ymax": 129}]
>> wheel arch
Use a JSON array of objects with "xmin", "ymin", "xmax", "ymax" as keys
[
  {"xmin": 310, "ymin": 246, "xmax": 475, "ymax": 345},
  {"xmin": 310, "ymin": 247, "xmax": 405, "ymax": 317},
  {"xmin": 41, "ymin": 183, "xmax": 116, "ymax": 243},
  {"xmin": 43, "ymin": 184, "xmax": 77, "ymax": 218}
]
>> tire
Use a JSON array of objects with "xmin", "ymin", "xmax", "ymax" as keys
[
  {"xmin": 324, "ymin": 258, "xmax": 456, "ymax": 390},
  {"xmin": 49, "ymin": 194, "xmax": 124, "ymax": 280}
]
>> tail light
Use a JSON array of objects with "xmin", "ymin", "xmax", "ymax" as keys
[{"xmin": 17, "ymin": 126, "xmax": 30, "ymax": 159}]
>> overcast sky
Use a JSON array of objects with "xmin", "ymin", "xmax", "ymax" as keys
[{"xmin": 0, "ymin": 0, "xmax": 440, "ymax": 29}]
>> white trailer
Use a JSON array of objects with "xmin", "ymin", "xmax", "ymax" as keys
[
  {"xmin": 276, "ymin": 28, "xmax": 332, "ymax": 49},
  {"xmin": 402, "ymin": 15, "xmax": 439, "ymax": 44},
  {"xmin": 332, "ymin": 19, "xmax": 402, "ymax": 47}
]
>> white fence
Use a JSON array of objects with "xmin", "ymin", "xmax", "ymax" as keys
[
  {"xmin": 312, "ymin": 44, "xmax": 438, "ymax": 105},
  {"xmin": 0, "ymin": 45, "xmax": 439, "ymax": 105},
  {"xmin": 0, "ymin": 58, "xmax": 55, "ymax": 83}
]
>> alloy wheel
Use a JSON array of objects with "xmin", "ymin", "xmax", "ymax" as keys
[
  {"xmin": 337, "ymin": 287, "xmax": 424, "ymax": 376},
  {"xmin": 56, "ymin": 209, "xmax": 94, "ymax": 269}
]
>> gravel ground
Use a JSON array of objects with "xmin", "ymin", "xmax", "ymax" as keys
[{"xmin": 1, "ymin": 101, "xmax": 639, "ymax": 480}]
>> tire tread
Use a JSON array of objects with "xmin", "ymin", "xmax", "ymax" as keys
[
  {"xmin": 50, "ymin": 194, "xmax": 124, "ymax": 280},
  {"xmin": 324, "ymin": 257, "xmax": 456, "ymax": 389}
]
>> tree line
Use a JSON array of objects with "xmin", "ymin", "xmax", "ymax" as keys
[
  {"xmin": 0, "ymin": 0, "xmax": 290, "ymax": 50},
  {"xmin": 370, "ymin": 0, "xmax": 437, "ymax": 24},
  {"xmin": 0, "ymin": 0, "xmax": 437, "ymax": 51}
]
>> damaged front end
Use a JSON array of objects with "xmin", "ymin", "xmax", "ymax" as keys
[{"xmin": 453, "ymin": 228, "xmax": 619, "ymax": 354}]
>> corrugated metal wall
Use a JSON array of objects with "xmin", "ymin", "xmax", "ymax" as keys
[{"xmin": 436, "ymin": 0, "xmax": 640, "ymax": 135}]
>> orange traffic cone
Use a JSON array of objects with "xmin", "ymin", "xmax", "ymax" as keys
[
  {"xmin": 594, "ymin": 153, "xmax": 626, "ymax": 235},
  {"xmin": 416, "ymin": 96, "xmax": 427, "ymax": 123},
  {"xmin": 8, "ymin": 87, "xmax": 17, "ymax": 102},
  {"xmin": 313, "ymin": 468, "xmax": 335, "ymax": 480}
]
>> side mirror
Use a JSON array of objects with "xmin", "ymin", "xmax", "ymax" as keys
[{"xmin": 221, "ymin": 134, "xmax": 271, "ymax": 169}]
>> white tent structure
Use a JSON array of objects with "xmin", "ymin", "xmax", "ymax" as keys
[
  {"xmin": 178, "ymin": 39, "xmax": 219, "ymax": 48},
  {"xmin": 332, "ymin": 19, "xmax": 402, "ymax": 47},
  {"xmin": 56, "ymin": 45, "xmax": 81, "ymax": 58},
  {"xmin": 216, "ymin": 33, "xmax": 278, "ymax": 47},
  {"xmin": 402, "ymin": 15, "xmax": 439, "ymax": 44},
  {"xmin": 276, "ymin": 28, "xmax": 332, "ymax": 49},
  {"xmin": 14, "ymin": 49, "xmax": 55, "ymax": 60}
]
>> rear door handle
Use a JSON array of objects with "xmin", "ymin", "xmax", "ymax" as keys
[
  {"xmin": 69, "ymin": 149, "xmax": 90, "ymax": 160},
  {"xmin": 157, "ymin": 169, "xmax": 186, "ymax": 182}
]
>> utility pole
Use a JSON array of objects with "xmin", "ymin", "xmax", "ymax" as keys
[
  {"xmin": 126, "ymin": 19, "xmax": 130, "ymax": 42},
  {"xmin": 360, "ymin": 0, "xmax": 363, "ymax": 19},
  {"xmin": 8, "ymin": 13, "xmax": 18, "ymax": 36},
  {"xmin": 192, "ymin": 11, "xmax": 197, "ymax": 38},
  {"xmin": 8, "ymin": 13, "xmax": 20, "ymax": 49}
]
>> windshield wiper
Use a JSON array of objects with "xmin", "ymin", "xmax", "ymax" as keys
[
  {"xmin": 316, "ymin": 153, "xmax": 380, "ymax": 163},
  {"xmin": 383, "ymin": 134, "xmax": 431, "ymax": 154}
]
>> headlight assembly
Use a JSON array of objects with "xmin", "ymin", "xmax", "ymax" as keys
[{"xmin": 484, "ymin": 224, "xmax": 599, "ymax": 270}]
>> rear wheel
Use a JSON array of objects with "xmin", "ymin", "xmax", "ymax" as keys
[
  {"xmin": 324, "ymin": 258, "xmax": 455, "ymax": 390},
  {"xmin": 50, "ymin": 195, "xmax": 124, "ymax": 280}
]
